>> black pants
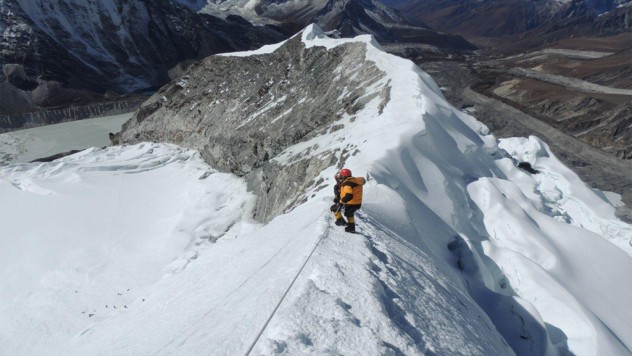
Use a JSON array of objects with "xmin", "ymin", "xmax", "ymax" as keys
[
  {"xmin": 342, "ymin": 204, "xmax": 361, "ymax": 218},
  {"xmin": 330, "ymin": 203, "xmax": 361, "ymax": 217}
]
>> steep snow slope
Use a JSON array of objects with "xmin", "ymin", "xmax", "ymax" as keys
[
  {"xmin": 0, "ymin": 147, "xmax": 511, "ymax": 356},
  {"xmin": 114, "ymin": 24, "xmax": 632, "ymax": 355},
  {"xmin": 1, "ymin": 25, "xmax": 631, "ymax": 355}
]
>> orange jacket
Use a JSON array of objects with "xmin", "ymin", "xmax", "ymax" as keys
[{"xmin": 339, "ymin": 177, "xmax": 366, "ymax": 205}]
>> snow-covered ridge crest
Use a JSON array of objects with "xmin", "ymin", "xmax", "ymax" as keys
[
  {"xmin": 213, "ymin": 24, "xmax": 632, "ymax": 354},
  {"xmin": 7, "ymin": 24, "xmax": 630, "ymax": 355},
  {"xmin": 301, "ymin": 23, "xmax": 383, "ymax": 50},
  {"xmin": 116, "ymin": 23, "xmax": 459, "ymax": 222},
  {"xmin": 116, "ymin": 24, "xmax": 632, "ymax": 354},
  {"xmin": 219, "ymin": 23, "xmax": 385, "ymax": 57},
  {"xmin": 116, "ymin": 24, "xmax": 392, "ymax": 221}
]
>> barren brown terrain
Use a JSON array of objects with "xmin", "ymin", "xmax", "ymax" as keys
[{"xmin": 400, "ymin": 32, "xmax": 632, "ymax": 221}]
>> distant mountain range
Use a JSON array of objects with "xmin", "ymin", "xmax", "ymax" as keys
[
  {"xmin": 1, "ymin": 0, "xmax": 629, "ymax": 124},
  {"xmin": 0, "ymin": 0, "xmax": 476, "ymax": 120},
  {"xmin": 176, "ymin": 0, "xmax": 476, "ymax": 51},
  {"xmin": 380, "ymin": 0, "xmax": 632, "ymax": 48}
]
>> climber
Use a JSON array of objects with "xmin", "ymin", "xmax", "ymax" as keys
[{"xmin": 330, "ymin": 168, "xmax": 366, "ymax": 233}]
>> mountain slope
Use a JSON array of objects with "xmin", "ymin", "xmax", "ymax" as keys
[
  {"xmin": 178, "ymin": 0, "xmax": 476, "ymax": 50},
  {"xmin": 383, "ymin": 0, "xmax": 632, "ymax": 40},
  {"xmin": 114, "ymin": 25, "xmax": 632, "ymax": 354},
  {"xmin": 0, "ymin": 142, "xmax": 515, "ymax": 355},
  {"xmin": 1, "ymin": 25, "xmax": 631, "ymax": 355},
  {"xmin": 0, "ymin": 0, "xmax": 287, "ymax": 116}
]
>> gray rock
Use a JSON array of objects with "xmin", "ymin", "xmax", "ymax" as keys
[{"xmin": 117, "ymin": 34, "xmax": 389, "ymax": 222}]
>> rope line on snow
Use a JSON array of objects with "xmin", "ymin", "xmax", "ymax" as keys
[{"xmin": 244, "ymin": 228, "xmax": 329, "ymax": 356}]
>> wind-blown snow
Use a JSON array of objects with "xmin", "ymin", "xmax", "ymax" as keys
[
  {"xmin": 1, "ymin": 25, "xmax": 631, "ymax": 355},
  {"xmin": 0, "ymin": 143, "xmax": 257, "ymax": 355}
]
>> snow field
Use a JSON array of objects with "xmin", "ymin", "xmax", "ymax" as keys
[
  {"xmin": 472, "ymin": 136, "xmax": 632, "ymax": 354},
  {"xmin": 0, "ymin": 141, "xmax": 513, "ymax": 355},
  {"xmin": 0, "ymin": 143, "xmax": 255, "ymax": 355},
  {"xmin": 498, "ymin": 136, "xmax": 632, "ymax": 251}
]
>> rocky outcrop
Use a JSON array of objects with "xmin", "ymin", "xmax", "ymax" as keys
[{"xmin": 115, "ymin": 28, "xmax": 390, "ymax": 222}]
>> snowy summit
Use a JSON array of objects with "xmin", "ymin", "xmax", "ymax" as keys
[{"xmin": 1, "ymin": 24, "xmax": 631, "ymax": 356}]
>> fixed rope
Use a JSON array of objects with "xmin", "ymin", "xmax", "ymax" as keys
[{"xmin": 244, "ymin": 229, "xmax": 328, "ymax": 355}]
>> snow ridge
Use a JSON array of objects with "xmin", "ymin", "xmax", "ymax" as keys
[
  {"xmin": 1, "ymin": 24, "xmax": 631, "ymax": 356},
  {"xmin": 263, "ymin": 24, "xmax": 632, "ymax": 354}
]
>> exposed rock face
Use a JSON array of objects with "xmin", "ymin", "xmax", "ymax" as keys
[
  {"xmin": 521, "ymin": 2, "xmax": 632, "ymax": 49},
  {"xmin": 0, "ymin": 0, "xmax": 287, "ymax": 116},
  {"xmin": 592, "ymin": 5, "xmax": 632, "ymax": 33},
  {"xmin": 115, "ymin": 31, "xmax": 389, "ymax": 221}
]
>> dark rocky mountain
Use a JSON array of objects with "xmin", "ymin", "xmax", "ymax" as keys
[
  {"xmin": 254, "ymin": 0, "xmax": 430, "ymax": 41},
  {"xmin": 1, "ymin": 0, "xmax": 477, "ymax": 132},
  {"xmin": 381, "ymin": 0, "xmax": 632, "ymax": 43},
  {"xmin": 371, "ymin": 0, "xmax": 632, "ymax": 164},
  {"xmin": 499, "ymin": 1, "xmax": 632, "ymax": 52},
  {"xmin": 0, "ymin": 0, "xmax": 287, "ymax": 124},
  {"xmin": 381, "ymin": 0, "xmax": 554, "ymax": 37},
  {"xmin": 182, "ymin": 0, "xmax": 477, "ymax": 51}
]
